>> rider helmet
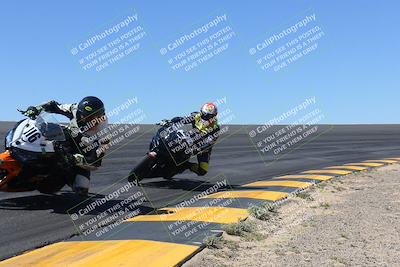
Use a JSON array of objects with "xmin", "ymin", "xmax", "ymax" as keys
[
  {"xmin": 200, "ymin": 103, "xmax": 218, "ymax": 121},
  {"xmin": 76, "ymin": 96, "xmax": 107, "ymax": 134}
]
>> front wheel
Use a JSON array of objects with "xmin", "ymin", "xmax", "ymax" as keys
[
  {"xmin": 128, "ymin": 154, "xmax": 155, "ymax": 183},
  {"xmin": 37, "ymin": 177, "xmax": 66, "ymax": 194},
  {"xmin": 0, "ymin": 169, "xmax": 6, "ymax": 183}
]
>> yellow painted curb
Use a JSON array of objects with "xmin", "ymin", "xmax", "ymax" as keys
[
  {"xmin": 345, "ymin": 162, "xmax": 384, "ymax": 167},
  {"xmin": 273, "ymin": 175, "xmax": 332, "ymax": 181},
  {"xmin": 385, "ymin": 158, "xmax": 400, "ymax": 161},
  {"xmin": 202, "ymin": 190, "xmax": 288, "ymax": 201},
  {"xmin": 0, "ymin": 240, "xmax": 199, "ymax": 267},
  {"xmin": 302, "ymin": 169, "xmax": 352, "ymax": 175},
  {"xmin": 364, "ymin": 159, "xmax": 397, "ymax": 164},
  {"xmin": 325, "ymin": 165, "xmax": 367, "ymax": 171},
  {"xmin": 128, "ymin": 206, "xmax": 249, "ymax": 224},
  {"xmin": 241, "ymin": 180, "xmax": 312, "ymax": 189}
]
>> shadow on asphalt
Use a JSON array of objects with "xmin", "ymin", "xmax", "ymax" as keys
[
  {"xmin": 0, "ymin": 192, "xmax": 153, "ymax": 216},
  {"xmin": 139, "ymin": 177, "xmax": 235, "ymax": 192},
  {"xmin": 0, "ymin": 176, "xmax": 233, "ymax": 216}
]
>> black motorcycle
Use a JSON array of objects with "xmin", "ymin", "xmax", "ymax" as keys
[{"xmin": 128, "ymin": 121, "xmax": 210, "ymax": 184}]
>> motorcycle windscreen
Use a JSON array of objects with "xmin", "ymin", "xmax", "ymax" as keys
[{"xmin": 36, "ymin": 114, "xmax": 66, "ymax": 142}]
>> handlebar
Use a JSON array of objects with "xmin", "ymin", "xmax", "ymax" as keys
[{"xmin": 156, "ymin": 119, "xmax": 172, "ymax": 126}]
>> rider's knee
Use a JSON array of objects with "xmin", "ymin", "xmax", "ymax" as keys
[
  {"xmin": 75, "ymin": 167, "xmax": 91, "ymax": 178},
  {"xmin": 73, "ymin": 174, "xmax": 90, "ymax": 195}
]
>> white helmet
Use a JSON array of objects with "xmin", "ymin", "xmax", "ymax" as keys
[{"xmin": 200, "ymin": 103, "xmax": 218, "ymax": 121}]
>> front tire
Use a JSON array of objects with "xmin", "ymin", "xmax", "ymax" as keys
[
  {"xmin": 37, "ymin": 178, "xmax": 66, "ymax": 194},
  {"xmin": 128, "ymin": 155, "xmax": 154, "ymax": 183},
  {"xmin": 0, "ymin": 169, "xmax": 7, "ymax": 185}
]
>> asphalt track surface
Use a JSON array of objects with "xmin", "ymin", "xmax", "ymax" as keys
[{"xmin": 0, "ymin": 122, "xmax": 399, "ymax": 260}]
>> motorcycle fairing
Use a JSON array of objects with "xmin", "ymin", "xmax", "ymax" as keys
[
  {"xmin": 10, "ymin": 119, "xmax": 56, "ymax": 153},
  {"xmin": 0, "ymin": 150, "xmax": 22, "ymax": 190}
]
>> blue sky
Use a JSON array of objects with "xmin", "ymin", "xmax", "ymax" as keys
[{"xmin": 0, "ymin": 0, "xmax": 399, "ymax": 124}]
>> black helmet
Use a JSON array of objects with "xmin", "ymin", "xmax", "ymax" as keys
[{"xmin": 76, "ymin": 96, "xmax": 106, "ymax": 129}]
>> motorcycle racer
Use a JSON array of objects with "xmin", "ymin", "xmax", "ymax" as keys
[
  {"xmin": 20, "ymin": 96, "xmax": 110, "ymax": 195},
  {"xmin": 161, "ymin": 102, "xmax": 220, "ymax": 176}
]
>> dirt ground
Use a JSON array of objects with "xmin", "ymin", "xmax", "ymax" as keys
[{"xmin": 183, "ymin": 164, "xmax": 400, "ymax": 267}]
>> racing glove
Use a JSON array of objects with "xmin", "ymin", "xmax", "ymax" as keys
[
  {"xmin": 73, "ymin": 154, "xmax": 98, "ymax": 171},
  {"xmin": 158, "ymin": 119, "xmax": 171, "ymax": 127},
  {"xmin": 20, "ymin": 106, "xmax": 43, "ymax": 119},
  {"xmin": 73, "ymin": 154, "xmax": 86, "ymax": 166}
]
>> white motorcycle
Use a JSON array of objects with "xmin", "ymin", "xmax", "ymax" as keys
[{"xmin": 0, "ymin": 112, "xmax": 95, "ymax": 193}]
